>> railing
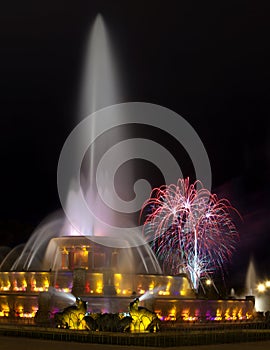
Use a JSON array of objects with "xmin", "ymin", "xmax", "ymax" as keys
[{"xmin": 0, "ymin": 320, "xmax": 270, "ymax": 347}]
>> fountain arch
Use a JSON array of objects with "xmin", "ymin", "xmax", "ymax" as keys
[{"xmin": 0, "ymin": 244, "xmax": 25, "ymax": 271}]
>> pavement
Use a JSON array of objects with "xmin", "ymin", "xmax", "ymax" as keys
[{"xmin": 1, "ymin": 336, "xmax": 270, "ymax": 350}]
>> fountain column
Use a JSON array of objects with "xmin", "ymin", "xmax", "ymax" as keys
[
  {"xmin": 245, "ymin": 258, "xmax": 257, "ymax": 296},
  {"xmin": 61, "ymin": 248, "xmax": 69, "ymax": 270},
  {"xmin": 72, "ymin": 268, "xmax": 86, "ymax": 297},
  {"xmin": 68, "ymin": 249, "xmax": 75, "ymax": 270},
  {"xmin": 87, "ymin": 248, "xmax": 93, "ymax": 270},
  {"xmin": 102, "ymin": 247, "xmax": 116, "ymax": 295}
]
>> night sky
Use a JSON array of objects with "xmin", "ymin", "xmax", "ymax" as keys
[{"xmin": 1, "ymin": 1, "xmax": 270, "ymax": 292}]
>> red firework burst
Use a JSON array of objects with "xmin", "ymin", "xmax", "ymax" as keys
[{"xmin": 140, "ymin": 178, "xmax": 240, "ymax": 292}]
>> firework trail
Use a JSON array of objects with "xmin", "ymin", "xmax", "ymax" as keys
[{"xmin": 141, "ymin": 178, "xmax": 240, "ymax": 292}]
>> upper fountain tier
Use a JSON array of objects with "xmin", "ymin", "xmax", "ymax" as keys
[
  {"xmin": 0, "ymin": 233, "xmax": 161, "ymax": 275},
  {"xmin": 44, "ymin": 236, "xmax": 162, "ymax": 274}
]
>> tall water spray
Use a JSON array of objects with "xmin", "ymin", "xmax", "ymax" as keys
[
  {"xmin": 79, "ymin": 15, "xmax": 120, "ymax": 187},
  {"xmin": 63, "ymin": 14, "xmax": 135, "ymax": 237},
  {"xmin": 245, "ymin": 257, "xmax": 257, "ymax": 295},
  {"xmin": 5, "ymin": 15, "xmax": 161, "ymax": 274},
  {"xmin": 79, "ymin": 14, "xmax": 120, "ymax": 120}
]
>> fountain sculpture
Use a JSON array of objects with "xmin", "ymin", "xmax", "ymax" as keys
[
  {"xmin": 0, "ymin": 230, "xmax": 255, "ymax": 323},
  {"xmin": 0, "ymin": 15, "xmax": 256, "ymax": 326}
]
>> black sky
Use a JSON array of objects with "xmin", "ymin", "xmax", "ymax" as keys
[{"xmin": 1, "ymin": 1, "xmax": 270, "ymax": 291}]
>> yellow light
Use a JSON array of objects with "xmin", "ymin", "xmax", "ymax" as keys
[
  {"xmin": 96, "ymin": 280, "xmax": 103, "ymax": 294},
  {"xmin": 257, "ymin": 283, "xmax": 266, "ymax": 293},
  {"xmin": 22, "ymin": 279, "xmax": 27, "ymax": 290},
  {"xmin": 0, "ymin": 304, "xmax": 9, "ymax": 317},
  {"xmin": 246, "ymin": 312, "xmax": 252, "ymax": 320},
  {"xmin": 238, "ymin": 309, "xmax": 243, "ymax": 320},
  {"xmin": 2, "ymin": 280, "xmax": 11, "ymax": 291},
  {"xmin": 265, "ymin": 281, "xmax": 270, "ymax": 288},
  {"xmin": 82, "ymin": 247, "xmax": 88, "ymax": 257},
  {"xmin": 43, "ymin": 277, "xmax": 49, "ymax": 290},
  {"xmin": 158, "ymin": 290, "xmax": 170, "ymax": 296},
  {"xmin": 165, "ymin": 306, "xmax": 176, "ymax": 321},
  {"xmin": 214, "ymin": 308, "xmax": 222, "ymax": 321},
  {"xmin": 114, "ymin": 274, "xmax": 122, "ymax": 295},
  {"xmin": 155, "ymin": 310, "xmax": 163, "ymax": 320},
  {"xmin": 31, "ymin": 278, "xmax": 36, "ymax": 291},
  {"xmin": 224, "ymin": 308, "xmax": 231, "ymax": 321},
  {"xmin": 230, "ymin": 307, "xmax": 237, "ymax": 321},
  {"xmin": 2, "ymin": 287, "xmax": 10, "ymax": 291},
  {"xmin": 181, "ymin": 308, "xmax": 190, "ymax": 321},
  {"xmin": 205, "ymin": 279, "xmax": 212, "ymax": 286},
  {"xmin": 17, "ymin": 305, "xmax": 23, "ymax": 316}
]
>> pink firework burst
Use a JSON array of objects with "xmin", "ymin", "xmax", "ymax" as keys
[{"xmin": 140, "ymin": 178, "xmax": 240, "ymax": 292}]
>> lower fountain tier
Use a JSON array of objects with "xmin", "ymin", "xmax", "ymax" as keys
[
  {"xmin": 0, "ymin": 270, "xmax": 194, "ymax": 297},
  {"xmin": 0, "ymin": 292, "xmax": 255, "ymax": 321}
]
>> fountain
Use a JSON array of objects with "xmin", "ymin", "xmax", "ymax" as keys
[
  {"xmin": 245, "ymin": 257, "xmax": 257, "ymax": 296},
  {"xmin": 0, "ymin": 205, "xmax": 255, "ymax": 323},
  {"xmin": 245, "ymin": 257, "xmax": 270, "ymax": 313},
  {"xmin": 0, "ymin": 15, "xmax": 255, "ymax": 326}
]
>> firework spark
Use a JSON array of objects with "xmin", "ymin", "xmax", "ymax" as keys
[{"xmin": 141, "ymin": 178, "xmax": 240, "ymax": 292}]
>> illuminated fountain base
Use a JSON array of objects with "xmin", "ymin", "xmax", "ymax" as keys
[{"xmin": 0, "ymin": 237, "xmax": 255, "ymax": 322}]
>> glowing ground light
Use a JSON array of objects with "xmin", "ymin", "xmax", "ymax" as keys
[
  {"xmin": 141, "ymin": 178, "xmax": 240, "ymax": 292},
  {"xmin": 265, "ymin": 281, "xmax": 270, "ymax": 288},
  {"xmin": 256, "ymin": 280, "xmax": 270, "ymax": 293},
  {"xmin": 257, "ymin": 283, "xmax": 266, "ymax": 293}
]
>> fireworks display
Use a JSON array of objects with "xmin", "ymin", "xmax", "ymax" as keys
[{"xmin": 141, "ymin": 178, "xmax": 240, "ymax": 292}]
